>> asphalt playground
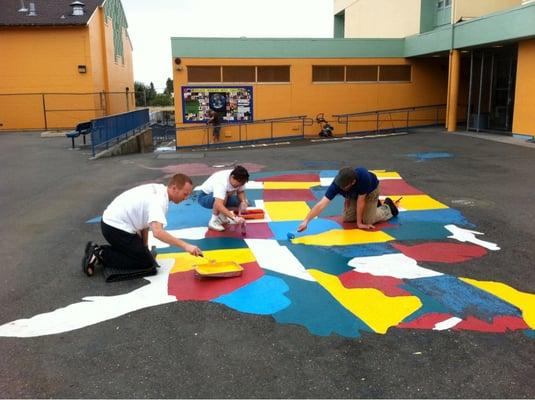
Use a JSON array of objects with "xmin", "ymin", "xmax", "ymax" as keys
[{"xmin": 0, "ymin": 128, "xmax": 534, "ymax": 398}]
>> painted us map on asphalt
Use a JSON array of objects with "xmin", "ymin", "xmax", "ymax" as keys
[{"xmin": 1, "ymin": 169, "xmax": 534, "ymax": 338}]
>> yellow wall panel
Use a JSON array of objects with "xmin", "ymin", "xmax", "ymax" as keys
[{"xmin": 513, "ymin": 39, "xmax": 535, "ymax": 135}]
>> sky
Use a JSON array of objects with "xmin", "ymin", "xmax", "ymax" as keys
[{"xmin": 122, "ymin": 0, "xmax": 334, "ymax": 91}]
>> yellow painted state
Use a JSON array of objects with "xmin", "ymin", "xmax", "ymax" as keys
[
  {"xmin": 263, "ymin": 182, "xmax": 319, "ymax": 190},
  {"xmin": 392, "ymin": 194, "xmax": 448, "ymax": 210},
  {"xmin": 293, "ymin": 229, "xmax": 394, "ymax": 246},
  {"xmin": 158, "ymin": 248, "xmax": 256, "ymax": 274},
  {"xmin": 461, "ymin": 277, "xmax": 535, "ymax": 329},
  {"xmin": 309, "ymin": 269, "xmax": 422, "ymax": 334},
  {"xmin": 370, "ymin": 170, "xmax": 401, "ymax": 179},
  {"xmin": 264, "ymin": 201, "xmax": 311, "ymax": 221}
]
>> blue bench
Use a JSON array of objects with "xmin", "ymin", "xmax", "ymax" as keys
[{"xmin": 66, "ymin": 122, "xmax": 92, "ymax": 149}]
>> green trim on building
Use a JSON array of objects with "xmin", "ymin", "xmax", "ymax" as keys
[
  {"xmin": 405, "ymin": 25, "xmax": 452, "ymax": 57},
  {"xmin": 334, "ymin": 11, "xmax": 345, "ymax": 39},
  {"xmin": 171, "ymin": 2, "xmax": 535, "ymax": 60},
  {"xmin": 172, "ymin": 37, "xmax": 405, "ymax": 58},
  {"xmin": 104, "ymin": 0, "xmax": 129, "ymax": 64},
  {"xmin": 454, "ymin": 3, "xmax": 535, "ymax": 49},
  {"xmin": 419, "ymin": 0, "xmax": 436, "ymax": 34}
]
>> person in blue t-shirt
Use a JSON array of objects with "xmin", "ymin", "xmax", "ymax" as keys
[{"xmin": 297, "ymin": 167, "xmax": 398, "ymax": 232}]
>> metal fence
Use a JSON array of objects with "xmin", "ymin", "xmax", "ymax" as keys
[
  {"xmin": 90, "ymin": 108, "xmax": 150, "ymax": 156},
  {"xmin": 0, "ymin": 91, "xmax": 137, "ymax": 131},
  {"xmin": 174, "ymin": 115, "xmax": 313, "ymax": 149},
  {"xmin": 333, "ymin": 104, "xmax": 447, "ymax": 136}
]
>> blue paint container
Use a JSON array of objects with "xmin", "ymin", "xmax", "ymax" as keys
[{"xmin": 287, "ymin": 232, "xmax": 295, "ymax": 240}]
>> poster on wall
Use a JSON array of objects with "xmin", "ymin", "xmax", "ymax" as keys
[{"xmin": 181, "ymin": 86, "xmax": 253, "ymax": 123}]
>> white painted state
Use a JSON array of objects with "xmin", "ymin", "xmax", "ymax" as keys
[
  {"xmin": 245, "ymin": 239, "xmax": 314, "ymax": 281},
  {"xmin": 320, "ymin": 177, "xmax": 333, "ymax": 187},
  {"xmin": 348, "ymin": 253, "xmax": 443, "ymax": 279},
  {"xmin": 445, "ymin": 224, "xmax": 501, "ymax": 251},
  {"xmin": 433, "ymin": 317, "xmax": 463, "ymax": 331},
  {"xmin": 245, "ymin": 180, "xmax": 263, "ymax": 190},
  {"xmin": 148, "ymin": 227, "xmax": 208, "ymax": 248},
  {"xmin": 0, "ymin": 260, "xmax": 177, "ymax": 338}
]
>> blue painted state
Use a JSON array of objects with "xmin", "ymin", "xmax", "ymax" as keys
[
  {"xmin": 285, "ymin": 243, "xmax": 352, "ymax": 275},
  {"xmin": 307, "ymin": 196, "xmax": 345, "ymax": 217},
  {"xmin": 397, "ymin": 209, "xmax": 474, "ymax": 227},
  {"xmin": 86, "ymin": 216, "xmax": 102, "ymax": 224},
  {"xmin": 383, "ymin": 221, "xmax": 451, "ymax": 241},
  {"xmin": 271, "ymin": 272, "xmax": 372, "ymax": 338},
  {"xmin": 399, "ymin": 283, "xmax": 452, "ymax": 322},
  {"xmin": 329, "ymin": 243, "xmax": 399, "ymax": 258},
  {"xmin": 269, "ymin": 219, "xmax": 341, "ymax": 241},
  {"xmin": 405, "ymin": 275, "xmax": 521, "ymax": 321},
  {"xmin": 407, "ymin": 152, "xmax": 454, "ymax": 161},
  {"xmin": 319, "ymin": 169, "xmax": 339, "ymax": 178},
  {"xmin": 213, "ymin": 275, "xmax": 291, "ymax": 315},
  {"xmin": 524, "ymin": 330, "xmax": 535, "ymax": 338},
  {"xmin": 166, "ymin": 198, "xmax": 212, "ymax": 229},
  {"xmin": 311, "ymin": 186, "xmax": 328, "ymax": 200},
  {"xmin": 245, "ymin": 189, "xmax": 264, "ymax": 203}
]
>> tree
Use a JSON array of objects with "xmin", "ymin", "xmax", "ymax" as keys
[
  {"xmin": 164, "ymin": 78, "xmax": 174, "ymax": 96},
  {"xmin": 147, "ymin": 82, "xmax": 157, "ymax": 103},
  {"xmin": 134, "ymin": 81, "xmax": 147, "ymax": 106}
]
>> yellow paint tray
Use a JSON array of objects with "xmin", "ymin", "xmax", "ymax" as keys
[{"xmin": 194, "ymin": 261, "xmax": 244, "ymax": 279}]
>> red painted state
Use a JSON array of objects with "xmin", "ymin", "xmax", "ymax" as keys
[
  {"xmin": 397, "ymin": 313, "xmax": 455, "ymax": 329},
  {"xmin": 168, "ymin": 261, "xmax": 264, "ymax": 301},
  {"xmin": 339, "ymin": 270, "xmax": 412, "ymax": 296},
  {"xmin": 453, "ymin": 316, "xmax": 529, "ymax": 333},
  {"xmin": 205, "ymin": 222, "xmax": 274, "ymax": 239},
  {"xmin": 263, "ymin": 189, "xmax": 317, "ymax": 201},
  {"xmin": 379, "ymin": 180, "xmax": 424, "ymax": 195},
  {"xmin": 392, "ymin": 242, "xmax": 487, "ymax": 264},
  {"xmin": 255, "ymin": 173, "xmax": 320, "ymax": 182}
]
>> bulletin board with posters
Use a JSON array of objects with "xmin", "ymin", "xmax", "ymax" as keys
[{"xmin": 181, "ymin": 86, "xmax": 253, "ymax": 123}]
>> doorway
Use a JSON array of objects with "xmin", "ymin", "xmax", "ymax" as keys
[{"xmin": 466, "ymin": 44, "xmax": 517, "ymax": 133}]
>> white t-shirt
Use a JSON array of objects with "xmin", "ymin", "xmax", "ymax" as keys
[
  {"xmin": 102, "ymin": 183, "xmax": 169, "ymax": 234},
  {"xmin": 199, "ymin": 169, "xmax": 244, "ymax": 200}
]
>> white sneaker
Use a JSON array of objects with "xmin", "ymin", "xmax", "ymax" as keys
[
  {"xmin": 208, "ymin": 217, "xmax": 225, "ymax": 231},
  {"xmin": 218, "ymin": 214, "xmax": 237, "ymax": 225}
]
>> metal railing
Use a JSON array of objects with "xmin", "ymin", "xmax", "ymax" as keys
[
  {"xmin": 333, "ymin": 104, "xmax": 447, "ymax": 136},
  {"xmin": 175, "ymin": 115, "xmax": 313, "ymax": 149},
  {"xmin": 0, "ymin": 91, "xmax": 136, "ymax": 131},
  {"xmin": 90, "ymin": 108, "xmax": 150, "ymax": 156}
]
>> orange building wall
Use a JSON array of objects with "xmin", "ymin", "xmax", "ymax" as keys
[
  {"xmin": 0, "ymin": 7, "xmax": 135, "ymax": 131},
  {"xmin": 513, "ymin": 39, "xmax": 535, "ymax": 135},
  {"xmin": 172, "ymin": 57, "xmax": 448, "ymax": 146}
]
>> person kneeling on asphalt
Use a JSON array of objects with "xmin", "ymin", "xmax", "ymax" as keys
[
  {"xmin": 197, "ymin": 165, "xmax": 250, "ymax": 231},
  {"xmin": 297, "ymin": 166, "xmax": 399, "ymax": 232},
  {"xmin": 82, "ymin": 173, "xmax": 203, "ymax": 277}
]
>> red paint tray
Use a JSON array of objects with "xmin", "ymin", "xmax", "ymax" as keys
[{"xmin": 241, "ymin": 208, "xmax": 265, "ymax": 220}]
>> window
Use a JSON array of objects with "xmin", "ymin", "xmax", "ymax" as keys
[
  {"xmin": 312, "ymin": 66, "xmax": 344, "ymax": 82},
  {"xmin": 188, "ymin": 66, "xmax": 221, "ymax": 82},
  {"xmin": 379, "ymin": 65, "xmax": 411, "ymax": 82},
  {"xmin": 346, "ymin": 66, "xmax": 378, "ymax": 82},
  {"xmin": 445, "ymin": 0, "xmax": 451, "ymax": 6},
  {"xmin": 437, "ymin": 0, "xmax": 444, "ymax": 8},
  {"xmin": 222, "ymin": 66, "xmax": 255, "ymax": 82},
  {"xmin": 257, "ymin": 66, "xmax": 290, "ymax": 82}
]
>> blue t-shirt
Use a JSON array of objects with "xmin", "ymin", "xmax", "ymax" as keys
[{"xmin": 324, "ymin": 167, "xmax": 378, "ymax": 200}]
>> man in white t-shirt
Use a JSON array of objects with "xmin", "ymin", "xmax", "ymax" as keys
[
  {"xmin": 197, "ymin": 165, "xmax": 250, "ymax": 231},
  {"xmin": 82, "ymin": 173, "xmax": 203, "ymax": 278}
]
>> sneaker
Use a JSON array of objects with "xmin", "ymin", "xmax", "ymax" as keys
[
  {"xmin": 82, "ymin": 242, "xmax": 99, "ymax": 276},
  {"xmin": 383, "ymin": 197, "xmax": 399, "ymax": 217},
  {"xmin": 208, "ymin": 217, "xmax": 225, "ymax": 231},
  {"xmin": 218, "ymin": 214, "xmax": 237, "ymax": 225}
]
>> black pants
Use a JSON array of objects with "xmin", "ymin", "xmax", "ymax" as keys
[{"xmin": 100, "ymin": 221, "xmax": 154, "ymax": 271}]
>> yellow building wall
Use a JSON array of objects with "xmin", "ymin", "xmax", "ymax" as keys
[
  {"xmin": 0, "ymin": 26, "xmax": 97, "ymax": 129},
  {"xmin": 173, "ymin": 57, "xmax": 448, "ymax": 146},
  {"xmin": 512, "ymin": 39, "xmax": 535, "ymax": 135},
  {"xmin": 0, "ymin": 7, "xmax": 135, "ymax": 131},
  {"xmin": 342, "ymin": 0, "xmax": 421, "ymax": 38},
  {"xmin": 454, "ymin": 0, "xmax": 521, "ymax": 21}
]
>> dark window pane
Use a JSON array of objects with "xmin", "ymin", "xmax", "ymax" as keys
[
  {"xmin": 257, "ymin": 66, "xmax": 290, "ymax": 82},
  {"xmin": 312, "ymin": 66, "xmax": 344, "ymax": 82},
  {"xmin": 346, "ymin": 65, "xmax": 378, "ymax": 82},
  {"xmin": 379, "ymin": 65, "xmax": 411, "ymax": 82},
  {"xmin": 222, "ymin": 66, "xmax": 255, "ymax": 82},
  {"xmin": 187, "ymin": 66, "xmax": 221, "ymax": 82}
]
